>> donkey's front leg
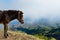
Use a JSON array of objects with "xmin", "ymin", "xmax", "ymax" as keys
[{"xmin": 4, "ymin": 23, "xmax": 8, "ymax": 38}]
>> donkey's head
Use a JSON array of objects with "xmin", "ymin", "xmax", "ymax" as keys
[{"xmin": 17, "ymin": 11, "xmax": 24, "ymax": 24}]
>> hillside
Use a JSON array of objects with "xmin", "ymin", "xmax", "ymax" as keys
[
  {"xmin": 10, "ymin": 24, "xmax": 57, "ymax": 40},
  {"xmin": 0, "ymin": 30, "xmax": 41, "ymax": 40}
]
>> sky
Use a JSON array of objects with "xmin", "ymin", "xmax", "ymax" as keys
[{"xmin": 0, "ymin": 0, "xmax": 60, "ymax": 24}]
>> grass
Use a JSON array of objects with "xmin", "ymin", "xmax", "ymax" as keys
[
  {"xmin": 8, "ymin": 30, "xmax": 56, "ymax": 40},
  {"xmin": 0, "ymin": 30, "xmax": 56, "ymax": 40},
  {"xmin": 0, "ymin": 30, "xmax": 41, "ymax": 40},
  {"xmin": 33, "ymin": 34, "xmax": 56, "ymax": 40}
]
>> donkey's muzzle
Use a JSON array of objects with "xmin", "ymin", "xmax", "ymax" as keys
[{"xmin": 20, "ymin": 20, "xmax": 24, "ymax": 24}]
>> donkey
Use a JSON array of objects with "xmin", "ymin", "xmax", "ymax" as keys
[{"xmin": 0, "ymin": 10, "xmax": 24, "ymax": 38}]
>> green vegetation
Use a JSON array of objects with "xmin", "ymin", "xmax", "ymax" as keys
[
  {"xmin": 33, "ymin": 34, "xmax": 56, "ymax": 40},
  {"xmin": 10, "ymin": 23, "xmax": 60, "ymax": 40}
]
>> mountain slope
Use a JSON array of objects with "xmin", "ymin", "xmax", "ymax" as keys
[{"xmin": 0, "ymin": 30, "xmax": 41, "ymax": 40}]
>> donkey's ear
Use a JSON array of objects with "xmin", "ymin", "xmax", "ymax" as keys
[
  {"xmin": 18, "ymin": 11, "xmax": 23, "ymax": 14},
  {"xmin": 20, "ymin": 11, "xmax": 23, "ymax": 14}
]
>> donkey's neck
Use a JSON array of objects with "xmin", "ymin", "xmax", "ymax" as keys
[
  {"xmin": 10, "ymin": 15, "xmax": 17, "ymax": 21},
  {"xmin": 8, "ymin": 12, "xmax": 18, "ymax": 21}
]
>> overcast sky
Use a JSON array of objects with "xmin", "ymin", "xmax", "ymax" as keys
[{"xmin": 0, "ymin": 0, "xmax": 60, "ymax": 23}]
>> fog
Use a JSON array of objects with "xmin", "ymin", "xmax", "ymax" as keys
[{"xmin": 0, "ymin": 0, "xmax": 60, "ymax": 23}]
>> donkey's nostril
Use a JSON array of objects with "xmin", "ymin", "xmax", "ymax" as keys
[
  {"xmin": 22, "ymin": 20, "xmax": 24, "ymax": 22},
  {"xmin": 21, "ymin": 22, "xmax": 24, "ymax": 24}
]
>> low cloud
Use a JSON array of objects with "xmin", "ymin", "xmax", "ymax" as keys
[{"xmin": 0, "ymin": 0, "xmax": 60, "ymax": 22}]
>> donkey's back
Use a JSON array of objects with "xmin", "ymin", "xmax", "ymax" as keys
[
  {"xmin": 0, "ymin": 10, "xmax": 3, "ymax": 17},
  {"xmin": 0, "ymin": 11, "xmax": 3, "ymax": 22}
]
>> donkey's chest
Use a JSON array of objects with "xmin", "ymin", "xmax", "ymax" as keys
[{"xmin": 0, "ymin": 22, "xmax": 3, "ymax": 24}]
